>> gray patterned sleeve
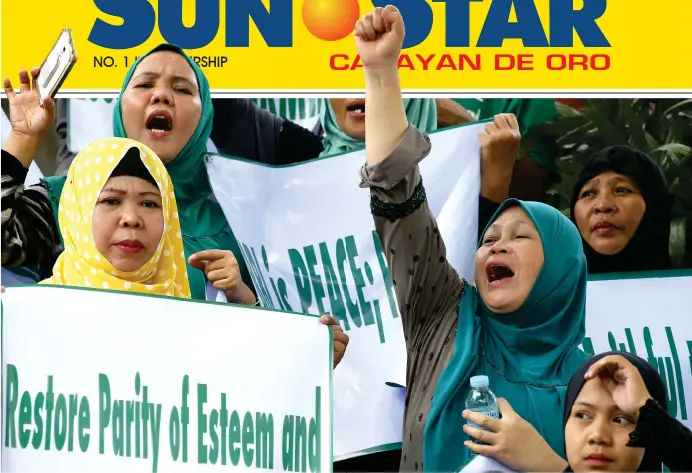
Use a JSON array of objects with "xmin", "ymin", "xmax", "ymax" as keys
[
  {"xmin": 1, "ymin": 150, "xmax": 62, "ymax": 267},
  {"xmin": 359, "ymin": 125, "xmax": 463, "ymax": 343}
]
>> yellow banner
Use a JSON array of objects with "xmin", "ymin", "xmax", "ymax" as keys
[{"xmin": 2, "ymin": 0, "xmax": 691, "ymax": 91}]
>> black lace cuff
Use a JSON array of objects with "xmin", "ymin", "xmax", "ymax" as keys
[
  {"xmin": 371, "ymin": 177, "xmax": 426, "ymax": 222},
  {"xmin": 627, "ymin": 398, "xmax": 668, "ymax": 448}
]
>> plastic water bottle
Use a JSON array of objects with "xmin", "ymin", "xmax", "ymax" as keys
[{"xmin": 465, "ymin": 375, "xmax": 500, "ymax": 452}]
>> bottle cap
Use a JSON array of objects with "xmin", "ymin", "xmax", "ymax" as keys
[{"xmin": 470, "ymin": 375, "xmax": 489, "ymax": 388}]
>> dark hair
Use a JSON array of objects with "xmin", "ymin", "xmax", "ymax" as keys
[{"xmin": 109, "ymin": 147, "xmax": 159, "ymax": 189}]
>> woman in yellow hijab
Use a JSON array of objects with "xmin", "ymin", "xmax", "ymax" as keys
[{"xmin": 41, "ymin": 137, "xmax": 191, "ymax": 298}]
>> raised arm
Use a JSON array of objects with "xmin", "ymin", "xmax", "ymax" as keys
[
  {"xmin": 357, "ymin": 7, "xmax": 463, "ymax": 344},
  {"xmin": 2, "ymin": 67, "xmax": 62, "ymax": 269},
  {"xmin": 358, "ymin": 6, "xmax": 409, "ymax": 167},
  {"xmin": 2, "ymin": 68, "xmax": 55, "ymax": 168},
  {"xmin": 477, "ymin": 113, "xmax": 522, "ymax": 238}
]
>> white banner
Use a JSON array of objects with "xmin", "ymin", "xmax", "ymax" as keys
[
  {"xmin": 206, "ymin": 123, "xmax": 483, "ymax": 458},
  {"xmin": 582, "ymin": 273, "xmax": 692, "ymax": 431},
  {"xmin": 1, "ymin": 286, "xmax": 333, "ymax": 472}
]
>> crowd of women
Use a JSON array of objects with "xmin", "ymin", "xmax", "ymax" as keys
[{"xmin": 2, "ymin": 5, "xmax": 691, "ymax": 472}]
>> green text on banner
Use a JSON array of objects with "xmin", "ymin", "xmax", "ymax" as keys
[
  {"xmin": 1, "ymin": 286, "xmax": 333, "ymax": 473},
  {"xmin": 205, "ymin": 122, "xmax": 485, "ymax": 458}
]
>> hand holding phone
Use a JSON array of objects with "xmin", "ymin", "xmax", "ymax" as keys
[
  {"xmin": 2, "ymin": 28, "xmax": 77, "ymax": 159},
  {"xmin": 36, "ymin": 28, "xmax": 78, "ymax": 107}
]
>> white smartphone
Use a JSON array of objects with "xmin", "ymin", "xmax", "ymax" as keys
[{"xmin": 36, "ymin": 28, "xmax": 77, "ymax": 107}]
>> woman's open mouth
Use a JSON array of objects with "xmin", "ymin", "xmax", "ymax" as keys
[
  {"xmin": 485, "ymin": 261, "xmax": 515, "ymax": 288},
  {"xmin": 146, "ymin": 110, "xmax": 174, "ymax": 138},
  {"xmin": 345, "ymin": 100, "xmax": 365, "ymax": 119}
]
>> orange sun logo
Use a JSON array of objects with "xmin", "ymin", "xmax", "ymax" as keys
[{"xmin": 302, "ymin": 0, "xmax": 360, "ymax": 41}]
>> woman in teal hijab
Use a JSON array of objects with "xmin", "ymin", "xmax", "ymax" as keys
[
  {"xmin": 43, "ymin": 44, "xmax": 255, "ymax": 303},
  {"xmin": 318, "ymin": 98, "xmax": 437, "ymax": 156},
  {"xmin": 364, "ymin": 177, "xmax": 590, "ymax": 470},
  {"xmin": 355, "ymin": 8, "xmax": 589, "ymax": 469},
  {"xmin": 429, "ymin": 199, "xmax": 590, "ymax": 471}
]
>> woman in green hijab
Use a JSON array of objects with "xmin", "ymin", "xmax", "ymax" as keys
[
  {"xmin": 2, "ymin": 44, "xmax": 255, "ymax": 304},
  {"xmin": 355, "ymin": 5, "xmax": 588, "ymax": 472}
]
